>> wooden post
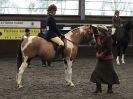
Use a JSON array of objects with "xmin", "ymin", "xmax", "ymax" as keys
[{"xmin": 79, "ymin": 0, "xmax": 85, "ymax": 20}]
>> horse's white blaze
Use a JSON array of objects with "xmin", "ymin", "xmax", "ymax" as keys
[
  {"xmin": 92, "ymin": 32, "xmax": 96, "ymax": 42},
  {"xmin": 21, "ymin": 36, "xmax": 36, "ymax": 51}
]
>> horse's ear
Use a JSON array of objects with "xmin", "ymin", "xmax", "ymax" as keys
[{"xmin": 84, "ymin": 24, "xmax": 90, "ymax": 27}]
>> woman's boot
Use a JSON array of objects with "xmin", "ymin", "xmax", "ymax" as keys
[
  {"xmin": 93, "ymin": 83, "xmax": 102, "ymax": 93},
  {"xmin": 107, "ymin": 84, "xmax": 113, "ymax": 93}
]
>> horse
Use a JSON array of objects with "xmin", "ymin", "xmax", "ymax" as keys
[
  {"xmin": 16, "ymin": 25, "xmax": 95, "ymax": 88},
  {"xmin": 112, "ymin": 18, "xmax": 133, "ymax": 65}
]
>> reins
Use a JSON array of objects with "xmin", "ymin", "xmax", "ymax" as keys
[
  {"xmin": 63, "ymin": 25, "xmax": 93, "ymax": 46},
  {"xmin": 64, "ymin": 37, "xmax": 78, "ymax": 46}
]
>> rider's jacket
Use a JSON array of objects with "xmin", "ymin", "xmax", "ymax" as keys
[
  {"xmin": 112, "ymin": 15, "xmax": 121, "ymax": 28},
  {"xmin": 45, "ymin": 15, "xmax": 61, "ymax": 40}
]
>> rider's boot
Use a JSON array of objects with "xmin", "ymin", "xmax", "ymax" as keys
[{"xmin": 55, "ymin": 45, "xmax": 64, "ymax": 58}]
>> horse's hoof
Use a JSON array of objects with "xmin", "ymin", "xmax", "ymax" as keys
[
  {"xmin": 116, "ymin": 60, "xmax": 120, "ymax": 65},
  {"xmin": 65, "ymin": 82, "xmax": 74, "ymax": 87},
  {"xmin": 117, "ymin": 63, "xmax": 120, "ymax": 65},
  {"xmin": 116, "ymin": 62, "xmax": 120, "ymax": 65},
  {"xmin": 70, "ymin": 83, "xmax": 75, "ymax": 87},
  {"xmin": 42, "ymin": 64, "xmax": 46, "ymax": 67},
  {"xmin": 17, "ymin": 84, "xmax": 23, "ymax": 88},
  {"xmin": 122, "ymin": 61, "xmax": 125, "ymax": 64}
]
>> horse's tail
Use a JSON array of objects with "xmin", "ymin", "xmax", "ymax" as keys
[{"xmin": 16, "ymin": 41, "xmax": 23, "ymax": 72}]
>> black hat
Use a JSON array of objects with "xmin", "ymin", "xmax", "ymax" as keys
[
  {"xmin": 25, "ymin": 28, "xmax": 30, "ymax": 32},
  {"xmin": 115, "ymin": 10, "xmax": 119, "ymax": 14},
  {"xmin": 47, "ymin": 4, "xmax": 57, "ymax": 12}
]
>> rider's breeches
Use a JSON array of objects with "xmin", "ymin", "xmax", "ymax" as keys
[
  {"xmin": 112, "ymin": 27, "xmax": 116, "ymax": 35},
  {"xmin": 51, "ymin": 37, "xmax": 64, "ymax": 46}
]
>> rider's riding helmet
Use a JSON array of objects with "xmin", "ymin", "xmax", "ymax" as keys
[
  {"xmin": 25, "ymin": 28, "xmax": 30, "ymax": 32},
  {"xmin": 115, "ymin": 10, "xmax": 119, "ymax": 15},
  {"xmin": 47, "ymin": 4, "xmax": 57, "ymax": 12}
]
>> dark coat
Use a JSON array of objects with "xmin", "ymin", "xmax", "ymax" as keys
[
  {"xmin": 45, "ymin": 15, "xmax": 61, "ymax": 40},
  {"xmin": 96, "ymin": 35, "xmax": 113, "ymax": 60}
]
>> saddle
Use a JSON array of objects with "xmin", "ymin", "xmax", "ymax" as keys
[
  {"xmin": 41, "ymin": 34, "xmax": 65, "ymax": 58},
  {"xmin": 38, "ymin": 31, "xmax": 65, "ymax": 58}
]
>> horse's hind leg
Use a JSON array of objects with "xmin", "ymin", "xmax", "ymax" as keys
[
  {"xmin": 64, "ymin": 58, "xmax": 74, "ymax": 87},
  {"xmin": 121, "ymin": 43, "xmax": 128, "ymax": 64},
  {"xmin": 116, "ymin": 45, "xmax": 121, "ymax": 65},
  {"xmin": 16, "ymin": 56, "xmax": 28, "ymax": 88}
]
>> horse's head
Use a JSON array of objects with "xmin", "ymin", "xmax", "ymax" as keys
[
  {"xmin": 79, "ymin": 25, "xmax": 96, "ymax": 45},
  {"xmin": 64, "ymin": 25, "xmax": 96, "ymax": 46},
  {"xmin": 123, "ymin": 18, "xmax": 133, "ymax": 30},
  {"xmin": 130, "ymin": 19, "xmax": 133, "ymax": 30}
]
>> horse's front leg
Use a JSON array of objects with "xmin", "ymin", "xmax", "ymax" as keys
[
  {"xmin": 121, "ymin": 54, "xmax": 125, "ymax": 64},
  {"xmin": 64, "ymin": 58, "xmax": 75, "ymax": 87},
  {"xmin": 121, "ymin": 44, "xmax": 128, "ymax": 64},
  {"xmin": 116, "ymin": 56, "xmax": 120, "ymax": 65},
  {"xmin": 16, "ymin": 56, "xmax": 28, "ymax": 88}
]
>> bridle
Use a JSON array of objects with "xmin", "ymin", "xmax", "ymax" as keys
[
  {"xmin": 89, "ymin": 25, "xmax": 97, "ymax": 43},
  {"xmin": 63, "ymin": 25, "xmax": 93, "ymax": 46}
]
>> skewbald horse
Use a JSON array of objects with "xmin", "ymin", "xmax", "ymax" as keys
[{"xmin": 16, "ymin": 25, "xmax": 95, "ymax": 88}]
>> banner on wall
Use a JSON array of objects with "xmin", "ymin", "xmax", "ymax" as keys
[
  {"xmin": 0, "ymin": 21, "xmax": 40, "ymax": 28},
  {"xmin": 0, "ymin": 21, "xmax": 41, "ymax": 40},
  {"xmin": 0, "ymin": 28, "xmax": 40, "ymax": 40}
]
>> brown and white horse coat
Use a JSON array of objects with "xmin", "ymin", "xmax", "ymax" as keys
[{"xmin": 16, "ymin": 25, "xmax": 95, "ymax": 88}]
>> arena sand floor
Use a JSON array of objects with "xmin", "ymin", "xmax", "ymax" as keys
[{"xmin": 0, "ymin": 57, "xmax": 133, "ymax": 99}]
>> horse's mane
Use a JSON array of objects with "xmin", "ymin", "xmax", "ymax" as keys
[
  {"xmin": 72, "ymin": 28, "xmax": 79, "ymax": 31},
  {"xmin": 71, "ymin": 27, "xmax": 80, "ymax": 33}
]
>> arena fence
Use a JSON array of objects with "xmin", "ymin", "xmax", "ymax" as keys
[{"xmin": 0, "ymin": 14, "xmax": 132, "ymax": 57}]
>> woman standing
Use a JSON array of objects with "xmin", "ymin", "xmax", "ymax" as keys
[{"xmin": 90, "ymin": 25, "xmax": 120, "ymax": 93}]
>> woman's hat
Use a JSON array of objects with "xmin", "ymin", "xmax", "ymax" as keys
[{"xmin": 97, "ymin": 25, "xmax": 108, "ymax": 33}]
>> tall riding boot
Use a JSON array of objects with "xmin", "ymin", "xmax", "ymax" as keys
[
  {"xmin": 55, "ymin": 45, "xmax": 64, "ymax": 58},
  {"xmin": 107, "ymin": 84, "xmax": 113, "ymax": 93},
  {"xmin": 93, "ymin": 83, "xmax": 102, "ymax": 93}
]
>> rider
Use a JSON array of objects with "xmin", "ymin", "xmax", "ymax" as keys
[
  {"xmin": 23, "ymin": 28, "xmax": 30, "ymax": 39},
  {"xmin": 45, "ymin": 4, "xmax": 65, "ymax": 56},
  {"xmin": 112, "ymin": 10, "xmax": 121, "ymax": 46}
]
